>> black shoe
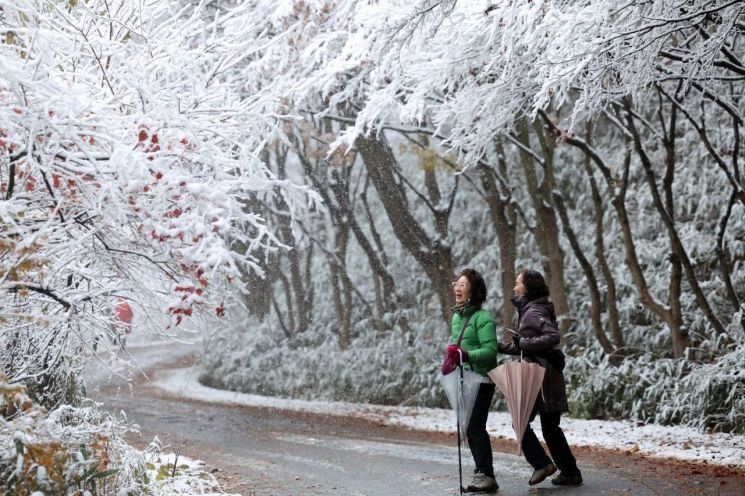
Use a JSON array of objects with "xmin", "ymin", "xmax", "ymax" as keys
[
  {"xmin": 551, "ymin": 472, "xmax": 583, "ymax": 486},
  {"xmin": 529, "ymin": 463, "xmax": 557, "ymax": 485}
]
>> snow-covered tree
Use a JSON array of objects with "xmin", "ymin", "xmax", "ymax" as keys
[
  {"xmin": 200, "ymin": 0, "xmax": 745, "ymax": 431},
  {"xmin": 1, "ymin": 0, "xmax": 317, "ymax": 491}
]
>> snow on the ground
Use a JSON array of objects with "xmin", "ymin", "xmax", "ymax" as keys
[
  {"xmin": 155, "ymin": 367, "xmax": 745, "ymax": 467},
  {"xmin": 143, "ymin": 452, "xmax": 238, "ymax": 496}
]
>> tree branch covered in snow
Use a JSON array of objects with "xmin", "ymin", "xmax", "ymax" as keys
[
  {"xmin": 0, "ymin": 0, "xmax": 322, "ymax": 404},
  {"xmin": 199, "ymin": 0, "xmax": 745, "ymax": 432}
]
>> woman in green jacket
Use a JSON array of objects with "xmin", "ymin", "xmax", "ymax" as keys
[{"xmin": 444, "ymin": 268, "xmax": 499, "ymax": 493}]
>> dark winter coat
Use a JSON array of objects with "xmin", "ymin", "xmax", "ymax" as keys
[
  {"xmin": 451, "ymin": 304, "xmax": 498, "ymax": 377},
  {"xmin": 499, "ymin": 295, "xmax": 569, "ymax": 413}
]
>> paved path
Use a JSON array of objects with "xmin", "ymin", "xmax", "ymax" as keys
[{"xmin": 86, "ymin": 343, "xmax": 743, "ymax": 495}]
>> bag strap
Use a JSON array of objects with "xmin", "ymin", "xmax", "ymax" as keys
[{"xmin": 455, "ymin": 312, "xmax": 474, "ymax": 346}]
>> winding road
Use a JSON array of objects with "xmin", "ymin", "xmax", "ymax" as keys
[{"xmin": 86, "ymin": 342, "xmax": 744, "ymax": 495}]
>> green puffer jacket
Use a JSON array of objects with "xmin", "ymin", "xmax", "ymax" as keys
[{"xmin": 450, "ymin": 304, "xmax": 498, "ymax": 376}]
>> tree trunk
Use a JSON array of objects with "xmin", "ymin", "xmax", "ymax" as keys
[
  {"xmin": 516, "ymin": 117, "xmax": 572, "ymax": 333},
  {"xmin": 328, "ymin": 220, "xmax": 354, "ymax": 350},
  {"xmin": 660, "ymin": 99, "xmax": 691, "ymax": 357},
  {"xmin": 273, "ymin": 145, "xmax": 312, "ymax": 334},
  {"xmin": 553, "ymin": 191, "xmax": 616, "ymax": 355},
  {"xmin": 478, "ymin": 138, "xmax": 517, "ymax": 332},
  {"xmin": 355, "ymin": 134, "xmax": 455, "ymax": 324},
  {"xmin": 717, "ymin": 192, "xmax": 742, "ymax": 314},
  {"xmin": 581, "ymin": 124, "xmax": 624, "ymax": 351},
  {"xmin": 331, "ymin": 173, "xmax": 396, "ymax": 316}
]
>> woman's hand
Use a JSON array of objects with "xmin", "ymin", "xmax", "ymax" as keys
[{"xmin": 447, "ymin": 344, "xmax": 469, "ymax": 363}]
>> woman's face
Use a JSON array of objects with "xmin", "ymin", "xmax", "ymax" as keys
[
  {"xmin": 453, "ymin": 275, "xmax": 472, "ymax": 304},
  {"xmin": 514, "ymin": 273, "xmax": 527, "ymax": 297}
]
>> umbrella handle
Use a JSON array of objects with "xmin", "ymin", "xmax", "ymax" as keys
[{"xmin": 457, "ymin": 348, "xmax": 463, "ymax": 366}]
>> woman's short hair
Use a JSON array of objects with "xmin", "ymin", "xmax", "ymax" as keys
[
  {"xmin": 459, "ymin": 268, "xmax": 487, "ymax": 307},
  {"xmin": 520, "ymin": 269, "xmax": 550, "ymax": 300}
]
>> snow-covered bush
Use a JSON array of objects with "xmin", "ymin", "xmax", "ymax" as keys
[
  {"xmin": 201, "ymin": 304, "xmax": 448, "ymax": 407},
  {"xmin": 566, "ymin": 314, "xmax": 745, "ymax": 433},
  {"xmin": 668, "ymin": 344, "xmax": 745, "ymax": 433},
  {"xmin": 0, "ymin": 373, "xmax": 229, "ymax": 495}
]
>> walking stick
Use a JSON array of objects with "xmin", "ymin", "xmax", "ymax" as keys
[{"xmin": 457, "ymin": 350, "xmax": 464, "ymax": 494}]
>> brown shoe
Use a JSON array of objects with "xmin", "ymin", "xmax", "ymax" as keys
[
  {"xmin": 551, "ymin": 472, "xmax": 583, "ymax": 486},
  {"xmin": 529, "ymin": 463, "xmax": 557, "ymax": 485}
]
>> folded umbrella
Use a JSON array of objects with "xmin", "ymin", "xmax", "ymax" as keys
[
  {"xmin": 488, "ymin": 359, "xmax": 545, "ymax": 455},
  {"xmin": 440, "ymin": 364, "xmax": 482, "ymax": 444},
  {"xmin": 440, "ymin": 352, "xmax": 483, "ymax": 494}
]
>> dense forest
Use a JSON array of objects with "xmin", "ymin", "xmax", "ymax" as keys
[{"xmin": 199, "ymin": 0, "xmax": 745, "ymax": 434}]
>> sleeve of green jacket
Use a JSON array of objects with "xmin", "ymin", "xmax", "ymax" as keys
[{"xmin": 467, "ymin": 311, "xmax": 498, "ymax": 366}]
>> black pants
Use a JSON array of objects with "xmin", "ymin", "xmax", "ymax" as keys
[
  {"xmin": 521, "ymin": 409, "xmax": 581, "ymax": 476},
  {"xmin": 467, "ymin": 383, "xmax": 495, "ymax": 478}
]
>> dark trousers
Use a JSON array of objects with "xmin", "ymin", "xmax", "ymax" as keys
[
  {"xmin": 467, "ymin": 383, "xmax": 495, "ymax": 478},
  {"xmin": 521, "ymin": 409, "xmax": 580, "ymax": 476}
]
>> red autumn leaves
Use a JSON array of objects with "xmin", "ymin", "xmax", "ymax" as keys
[{"xmin": 132, "ymin": 127, "xmax": 227, "ymax": 323}]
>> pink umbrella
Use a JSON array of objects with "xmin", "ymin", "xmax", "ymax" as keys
[{"xmin": 488, "ymin": 360, "xmax": 545, "ymax": 455}]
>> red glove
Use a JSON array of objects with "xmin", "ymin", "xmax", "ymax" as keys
[
  {"xmin": 441, "ymin": 355, "xmax": 456, "ymax": 375},
  {"xmin": 447, "ymin": 344, "xmax": 468, "ymax": 364}
]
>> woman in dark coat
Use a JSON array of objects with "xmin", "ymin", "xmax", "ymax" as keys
[{"xmin": 499, "ymin": 269, "xmax": 583, "ymax": 486}]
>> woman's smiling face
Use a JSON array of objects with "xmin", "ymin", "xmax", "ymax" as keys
[
  {"xmin": 514, "ymin": 272, "xmax": 526, "ymax": 296},
  {"xmin": 453, "ymin": 275, "xmax": 471, "ymax": 305}
]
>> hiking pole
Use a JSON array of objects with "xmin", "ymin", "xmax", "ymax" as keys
[{"xmin": 457, "ymin": 349, "xmax": 464, "ymax": 495}]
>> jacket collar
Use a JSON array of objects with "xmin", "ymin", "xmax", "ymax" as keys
[
  {"xmin": 453, "ymin": 302, "xmax": 478, "ymax": 318},
  {"xmin": 511, "ymin": 295, "xmax": 528, "ymax": 310},
  {"xmin": 524, "ymin": 296, "xmax": 551, "ymax": 308},
  {"xmin": 512, "ymin": 295, "xmax": 551, "ymax": 309}
]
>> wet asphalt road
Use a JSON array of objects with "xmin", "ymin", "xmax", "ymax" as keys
[{"xmin": 86, "ymin": 343, "xmax": 742, "ymax": 496}]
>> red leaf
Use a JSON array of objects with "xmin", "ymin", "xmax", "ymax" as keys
[
  {"xmin": 24, "ymin": 175, "xmax": 36, "ymax": 192},
  {"xmin": 165, "ymin": 207, "xmax": 181, "ymax": 218}
]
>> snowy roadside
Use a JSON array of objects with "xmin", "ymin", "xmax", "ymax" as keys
[
  {"xmin": 138, "ymin": 451, "xmax": 236, "ymax": 496},
  {"xmin": 154, "ymin": 367, "xmax": 745, "ymax": 468}
]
